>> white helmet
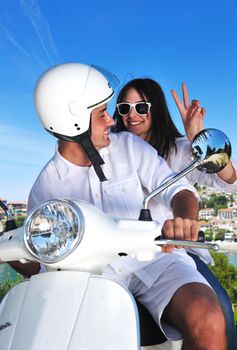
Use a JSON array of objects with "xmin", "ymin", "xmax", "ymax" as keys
[
  {"xmin": 34, "ymin": 63, "xmax": 119, "ymax": 181},
  {"xmin": 34, "ymin": 62, "xmax": 118, "ymax": 137}
]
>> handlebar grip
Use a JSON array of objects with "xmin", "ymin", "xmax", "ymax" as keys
[
  {"xmin": 197, "ymin": 230, "xmax": 205, "ymax": 242},
  {"xmin": 155, "ymin": 230, "xmax": 206, "ymax": 242}
]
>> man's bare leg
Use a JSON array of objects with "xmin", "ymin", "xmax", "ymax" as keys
[{"xmin": 163, "ymin": 282, "xmax": 227, "ymax": 350}]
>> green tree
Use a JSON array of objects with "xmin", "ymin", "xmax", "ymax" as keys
[
  {"xmin": 208, "ymin": 194, "xmax": 228, "ymax": 208},
  {"xmin": 0, "ymin": 280, "xmax": 16, "ymax": 302},
  {"xmin": 199, "ymin": 194, "xmax": 228, "ymax": 215},
  {"xmin": 229, "ymin": 194, "xmax": 234, "ymax": 204},
  {"xmin": 210, "ymin": 252, "xmax": 237, "ymax": 323},
  {"xmin": 214, "ymin": 229, "xmax": 226, "ymax": 241},
  {"xmin": 203, "ymin": 228, "xmax": 214, "ymax": 241},
  {"xmin": 0, "ymin": 274, "xmax": 21, "ymax": 302},
  {"xmin": 14, "ymin": 216, "xmax": 26, "ymax": 228}
]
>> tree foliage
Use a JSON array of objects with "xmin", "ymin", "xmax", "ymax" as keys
[
  {"xmin": 210, "ymin": 252, "xmax": 237, "ymax": 323},
  {"xmin": 210, "ymin": 252, "xmax": 237, "ymax": 301},
  {"xmin": 15, "ymin": 216, "xmax": 26, "ymax": 228},
  {"xmin": 0, "ymin": 280, "xmax": 16, "ymax": 302},
  {"xmin": 0, "ymin": 269, "xmax": 21, "ymax": 302},
  {"xmin": 200, "ymin": 194, "xmax": 228, "ymax": 214},
  {"xmin": 214, "ymin": 229, "xmax": 226, "ymax": 241}
]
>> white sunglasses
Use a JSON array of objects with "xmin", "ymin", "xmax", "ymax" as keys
[{"xmin": 116, "ymin": 102, "xmax": 151, "ymax": 116}]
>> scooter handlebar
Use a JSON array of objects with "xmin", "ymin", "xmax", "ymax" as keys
[{"xmin": 155, "ymin": 231, "xmax": 219, "ymax": 251}]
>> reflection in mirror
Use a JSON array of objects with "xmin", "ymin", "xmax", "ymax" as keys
[
  {"xmin": 0, "ymin": 200, "xmax": 16, "ymax": 235},
  {"xmin": 0, "ymin": 201, "xmax": 8, "ymax": 235},
  {"xmin": 190, "ymin": 128, "xmax": 231, "ymax": 173}
]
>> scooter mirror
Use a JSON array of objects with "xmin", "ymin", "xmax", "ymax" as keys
[
  {"xmin": 141, "ymin": 128, "xmax": 232, "ymax": 216},
  {"xmin": 190, "ymin": 128, "xmax": 231, "ymax": 173},
  {"xmin": 0, "ymin": 200, "xmax": 17, "ymax": 235}
]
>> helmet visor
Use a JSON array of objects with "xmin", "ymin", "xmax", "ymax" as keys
[{"xmin": 92, "ymin": 64, "xmax": 120, "ymax": 90}]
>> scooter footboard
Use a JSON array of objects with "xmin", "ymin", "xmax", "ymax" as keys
[{"xmin": 0, "ymin": 271, "xmax": 140, "ymax": 350}]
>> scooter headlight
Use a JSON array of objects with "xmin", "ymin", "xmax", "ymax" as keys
[{"xmin": 24, "ymin": 200, "xmax": 84, "ymax": 263}]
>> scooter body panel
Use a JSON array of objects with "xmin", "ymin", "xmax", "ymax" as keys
[{"xmin": 0, "ymin": 271, "xmax": 140, "ymax": 350}]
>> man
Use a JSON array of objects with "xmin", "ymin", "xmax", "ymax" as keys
[{"xmin": 26, "ymin": 63, "xmax": 226, "ymax": 349}]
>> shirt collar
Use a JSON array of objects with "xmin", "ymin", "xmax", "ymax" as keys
[{"xmin": 54, "ymin": 141, "xmax": 109, "ymax": 180}]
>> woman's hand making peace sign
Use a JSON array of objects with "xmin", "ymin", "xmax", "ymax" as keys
[{"xmin": 171, "ymin": 83, "xmax": 206, "ymax": 141}]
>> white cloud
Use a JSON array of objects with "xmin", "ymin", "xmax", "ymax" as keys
[
  {"xmin": 6, "ymin": 35, "xmax": 29, "ymax": 57},
  {"xmin": 19, "ymin": 0, "xmax": 63, "ymax": 65},
  {"xmin": 0, "ymin": 18, "xmax": 48, "ymax": 71}
]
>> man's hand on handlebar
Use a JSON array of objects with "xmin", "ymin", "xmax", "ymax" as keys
[{"xmin": 161, "ymin": 217, "xmax": 199, "ymax": 253}]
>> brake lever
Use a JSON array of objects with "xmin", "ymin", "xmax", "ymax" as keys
[{"xmin": 155, "ymin": 231, "xmax": 219, "ymax": 251}]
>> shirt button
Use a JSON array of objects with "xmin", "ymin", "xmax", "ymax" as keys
[
  {"xmin": 95, "ymin": 194, "xmax": 99, "ymax": 198},
  {"xmin": 122, "ymin": 188, "xmax": 126, "ymax": 192}
]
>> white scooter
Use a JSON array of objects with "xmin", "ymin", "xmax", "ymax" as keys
[{"xmin": 0, "ymin": 129, "xmax": 231, "ymax": 350}]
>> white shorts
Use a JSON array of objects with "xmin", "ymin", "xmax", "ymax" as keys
[{"xmin": 128, "ymin": 258, "xmax": 212, "ymax": 341}]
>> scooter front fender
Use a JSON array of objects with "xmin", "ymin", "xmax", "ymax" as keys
[{"xmin": 0, "ymin": 271, "xmax": 140, "ymax": 350}]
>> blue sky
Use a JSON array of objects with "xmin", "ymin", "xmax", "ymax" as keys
[{"xmin": 0, "ymin": 0, "xmax": 237, "ymax": 201}]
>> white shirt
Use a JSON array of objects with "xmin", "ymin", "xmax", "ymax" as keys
[
  {"xmin": 28, "ymin": 132, "xmax": 199, "ymax": 287},
  {"xmin": 28, "ymin": 133, "xmax": 196, "ymax": 222}
]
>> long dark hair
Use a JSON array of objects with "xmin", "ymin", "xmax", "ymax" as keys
[{"xmin": 112, "ymin": 78, "xmax": 182, "ymax": 159}]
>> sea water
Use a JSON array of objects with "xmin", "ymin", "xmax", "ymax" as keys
[
  {"xmin": 224, "ymin": 251, "xmax": 237, "ymax": 267},
  {"xmin": 0, "ymin": 263, "xmax": 18, "ymax": 283}
]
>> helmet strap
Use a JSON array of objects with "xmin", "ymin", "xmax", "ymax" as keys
[
  {"xmin": 49, "ymin": 129, "xmax": 107, "ymax": 182},
  {"xmin": 76, "ymin": 131, "xmax": 107, "ymax": 182}
]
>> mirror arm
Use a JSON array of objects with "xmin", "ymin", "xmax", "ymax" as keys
[
  {"xmin": 0, "ymin": 201, "xmax": 14, "ymax": 221},
  {"xmin": 143, "ymin": 160, "xmax": 203, "ymax": 210}
]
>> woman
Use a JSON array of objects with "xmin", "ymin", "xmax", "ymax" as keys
[{"xmin": 113, "ymin": 78, "xmax": 237, "ymax": 349}]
